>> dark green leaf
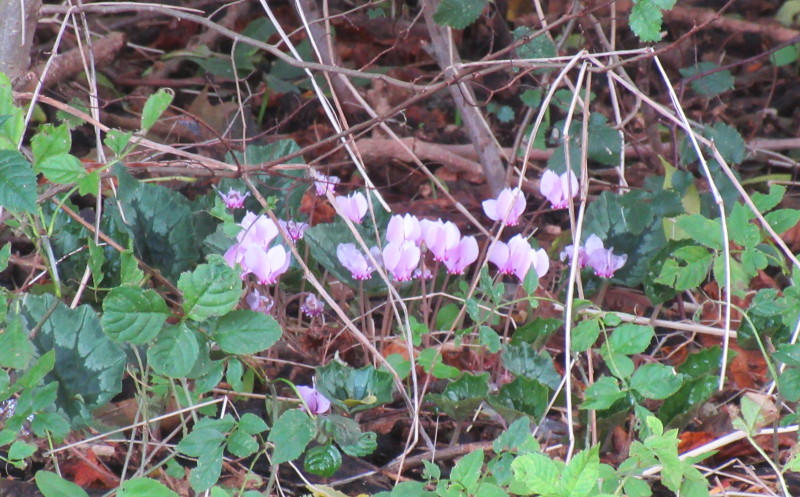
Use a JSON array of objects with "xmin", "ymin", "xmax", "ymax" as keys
[
  {"xmin": 489, "ymin": 377, "xmax": 549, "ymax": 422},
  {"xmin": 778, "ymin": 368, "xmax": 800, "ymax": 402},
  {"xmin": 502, "ymin": 344, "xmax": 561, "ymax": 389},
  {"xmin": 147, "ymin": 324, "xmax": 199, "ymax": 378},
  {"xmin": 427, "ymin": 373, "xmax": 490, "ymax": 422},
  {"xmin": 0, "ymin": 317, "xmax": 33, "ymax": 369},
  {"xmin": 315, "ymin": 361, "xmax": 395, "ymax": 414},
  {"xmin": 268, "ymin": 409, "xmax": 315, "ymax": 464},
  {"xmin": 0, "ymin": 149, "xmax": 37, "ymax": 213},
  {"xmin": 658, "ymin": 376, "xmax": 717, "ymax": 425},
  {"xmin": 325, "ymin": 415, "xmax": 377, "ymax": 457},
  {"xmin": 21, "ymin": 295, "xmax": 125, "ymax": 424},
  {"xmin": 676, "ymin": 346, "xmax": 722, "ymax": 378},
  {"xmin": 774, "ymin": 344, "xmax": 800, "ymax": 367},
  {"xmin": 178, "ymin": 426, "xmax": 226, "ymax": 457},
  {"xmin": 227, "ymin": 429, "xmax": 259, "ymax": 458},
  {"xmin": 212, "ymin": 310, "xmax": 282, "ymax": 355},
  {"xmin": 189, "ymin": 446, "xmax": 224, "ymax": 492},
  {"xmin": 304, "ymin": 444, "xmax": 342, "ymax": 477},
  {"xmin": 433, "ymin": 0, "xmax": 487, "ymax": 29},
  {"xmin": 112, "ymin": 163, "xmax": 199, "ymax": 282},
  {"xmin": 101, "ymin": 286, "xmax": 169, "ymax": 344},
  {"xmin": 680, "ymin": 62, "xmax": 734, "ymax": 97}
]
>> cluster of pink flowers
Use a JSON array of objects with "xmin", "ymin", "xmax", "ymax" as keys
[
  {"xmin": 312, "ymin": 171, "xmax": 341, "ymax": 196},
  {"xmin": 560, "ymin": 234, "xmax": 627, "ymax": 278},
  {"xmin": 218, "ymin": 188, "xmax": 250, "ymax": 209},
  {"xmin": 224, "ymin": 211, "xmax": 291, "ymax": 284},
  {"xmin": 540, "ymin": 169, "xmax": 579, "ymax": 209},
  {"xmin": 489, "ymin": 234, "xmax": 550, "ymax": 282}
]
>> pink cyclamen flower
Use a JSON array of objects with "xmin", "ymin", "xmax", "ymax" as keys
[
  {"xmin": 300, "ymin": 294, "xmax": 325, "ymax": 317},
  {"xmin": 584, "ymin": 234, "xmax": 627, "ymax": 278},
  {"xmin": 489, "ymin": 234, "xmax": 550, "ymax": 282},
  {"xmin": 421, "ymin": 219, "xmax": 461, "ymax": 261},
  {"xmin": 414, "ymin": 267, "xmax": 434, "ymax": 280},
  {"xmin": 278, "ymin": 219, "xmax": 308, "ymax": 242},
  {"xmin": 243, "ymin": 244, "xmax": 291, "ymax": 284},
  {"xmin": 312, "ymin": 172, "xmax": 341, "ymax": 196},
  {"xmin": 335, "ymin": 191, "xmax": 369, "ymax": 223},
  {"xmin": 336, "ymin": 243, "xmax": 377, "ymax": 280},
  {"xmin": 386, "ymin": 214, "xmax": 422, "ymax": 245},
  {"xmin": 297, "ymin": 385, "xmax": 331, "ymax": 415},
  {"xmin": 443, "ymin": 236, "xmax": 479, "ymax": 275},
  {"xmin": 218, "ymin": 188, "xmax": 250, "ymax": 209},
  {"xmin": 382, "ymin": 240, "xmax": 421, "ymax": 282},
  {"xmin": 540, "ymin": 169, "xmax": 578, "ymax": 209},
  {"xmin": 246, "ymin": 289, "xmax": 274, "ymax": 314},
  {"xmin": 482, "ymin": 187, "xmax": 525, "ymax": 226}
]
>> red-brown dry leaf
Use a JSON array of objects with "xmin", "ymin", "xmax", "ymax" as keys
[
  {"xmin": 299, "ymin": 190, "xmax": 336, "ymax": 226},
  {"xmin": 61, "ymin": 449, "xmax": 118, "ymax": 489},
  {"xmin": 678, "ymin": 431, "xmax": 717, "ymax": 453}
]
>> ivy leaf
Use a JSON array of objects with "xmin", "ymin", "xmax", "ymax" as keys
[
  {"xmin": 101, "ymin": 287, "xmax": 169, "ymax": 344},
  {"xmin": 0, "ymin": 149, "xmax": 37, "ymax": 213},
  {"xmin": 433, "ymin": 0, "xmax": 487, "ymax": 29}
]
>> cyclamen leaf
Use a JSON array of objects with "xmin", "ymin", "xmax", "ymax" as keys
[
  {"xmin": 304, "ymin": 444, "xmax": 342, "ymax": 477},
  {"xmin": 433, "ymin": 0, "xmax": 487, "ymax": 29}
]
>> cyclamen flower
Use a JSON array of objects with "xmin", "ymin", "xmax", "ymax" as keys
[
  {"xmin": 297, "ymin": 385, "xmax": 331, "ymax": 415},
  {"xmin": 278, "ymin": 219, "xmax": 308, "ymax": 242},
  {"xmin": 540, "ymin": 169, "xmax": 578, "ymax": 209},
  {"xmin": 382, "ymin": 240, "xmax": 421, "ymax": 282},
  {"xmin": 489, "ymin": 234, "xmax": 550, "ymax": 282},
  {"xmin": 482, "ymin": 187, "xmax": 525, "ymax": 226},
  {"xmin": 335, "ymin": 192, "xmax": 368, "ymax": 223},
  {"xmin": 414, "ymin": 267, "xmax": 434, "ymax": 280},
  {"xmin": 244, "ymin": 245, "xmax": 291, "ymax": 284},
  {"xmin": 584, "ymin": 234, "xmax": 627, "ymax": 278},
  {"xmin": 218, "ymin": 188, "xmax": 250, "ymax": 209},
  {"xmin": 386, "ymin": 214, "xmax": 422, "ymax": 245},
  {"xmin": 421, "ymin": 219, "xmax": 461, "ymax": 261},
  {"xmin": 300, "ymin": 294, "xmax": 325, "ymax": 317},
  {"xmin": 561, "ymin": 234, "xmax": 626, "ymax": 278},
  {"xmin": 443, "ymin": 236, "xmax": 479, "ymax": 275},
  {"xmin": 312, "ymin": 172, "xmax": 341, "ymax": 196},
  {"xmin": 337, "ymin": 243, "xmax": 378, "ymax": 280},
  {"xmin": 246, "ymin": 289, "xmax": 273, "ymax": 314}
]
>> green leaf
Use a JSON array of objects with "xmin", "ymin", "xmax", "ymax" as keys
[
  {"xmin": 582, "ymin": 377, "xmax": 626, "ymax": 410},
  {"xmin": 778, "ymin": 368, "xmax": 800, "ymax": 402},
  {"xmin": 489, "ymin": 377, "xmax": 549, "ymax": 422},
  {"xmin": 727, "ymin": 203, "xmax": 759, "ymax": 249},
  {"xmin": 676, "ymin": 346, "xmax": 722, "ymax": 378},
  {"xmin": 141, "ymin": 88, "xmax": 174, "ymax": 130},
  {"xmin": 269, "ymin": 409, "xmax": 315, "ymax": 464},
  {"xmin": 571, "ymin": 319, "xmax": 601, "ymax": 353},
  {"xmin": 765, "ymin": 208, "xmax": 800, "ymax": 234},
  {"xmin": 112, "ymin": 163, "xmax": 199, "ymax": 281},
  {"xmin": 76, "ymin": 170, "xmax": 100, "ymax": 196},
  {"xmin": 212, "ymin": 310, "xmax": 282, "ymax": 355},
  {"xmin": 227, "ymin": 429, "xmax": 259, "ymax": 458},
  {"xmin": 654, "ymin": 245, "xmax": 712, "ymax": 291},
  {"xmin": 101, "ymin": 287, "xmax": 169, "ymax": 344},
  {"xmin": 35, "ymin": 470, "xmax": 90, "ymax": 497},
  {"xmin": 0, "ymin": 317, "xmax": 33, "ymax": 369},
  {"xmin": 31, "ymin": 412, "xmax": 70, "ymax": 440},
  {"xmin": 631, "ymin": 364, "xmax": 684, "ymax": 400},
  {"xmin": 433, "ymin": 0, "xmax": 487, "ymax": 29},
  {"xmin": 607, "ymin": 324, "xmax": 654, "ymax": 355},
  {"xmin": 451, "ymin": 449, "xmax": 484, "ymax": 494},
  {"xmin": 561, "ymin": 446, "xmax": 599, "ymax": 497},
  {"xmin": 105, "ymin": 130, "xmax": 133, "ymax": 156},
  {"xmin": 0, "ymin": 243, "xmax": 10, "ymax": 272},
  {"xmin": 147, "ymin": 324, "xmax": 199, "ymax": 378},
  {"xmin": 21, "ymin": 295, "xmax": 125, "ymax": 423},
  {"xmin": 36, "ymin": 153, "xmax": 86, "ymax": 184},
  {"xmin": 479, "ymin": 326, "xmax": 502, "ymax": 353},
  {"xmin": 315, "ymin": 361, "xmax": 395, "ymax": 414},
  {"xmin": 304, "ymin": 444, "xmax": 342, "ymax": 477},
  {"xmin": 118, "ymin": 478, "xmax": 180, "ymax": 497},
  {"xmin": 629, "ymin": 0, "xmax": 674, "ymax": 42},
  {"xmin": 238, "ymin": 412, "xmax": 268, "ymax": 435},
  {"xmin": 417, "ymin": 348, "xmax": 461, "ymax": 379},
  {"xmin": 31, "ymin": 124, "xmax": 71, "ymax": 165},
  {"xmin": 752, "ymin": 184, "xmax": 785, "ymax": 213},
  {"xmin": 179, "ymin": 256, "xmax": 242, "ymax": 321},
  {"xmin": 509, "ymin": 452, "xmax": 563, "ymax": 495},
  {"xmin": 8, "ymin": 440, "xmax": 36, "ymax": 460},
  {"xmin": 190, "ymin": 446, "xmax": 224, "ymax": 492},
  {"xmin": 674, "ymin": 215, "xmax": 723, "ymax": 250},
  {"xmin": 679, "ymin": 62, "xmax": 734, "ymax": 97},
  {"xmin": 0, "ymin": 149, "xmax": 37, "ymax": 213},
  {"xmin": 325, "ymin": 415, "xmax": 378, "ymax": 457}
]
